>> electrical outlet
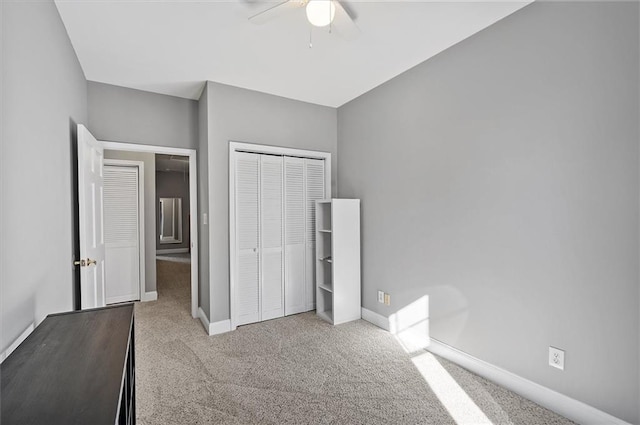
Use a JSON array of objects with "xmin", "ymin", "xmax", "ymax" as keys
[
  {"xmin": 384, "ymin": 294, "xmax": 391, "ymax": 306},
  {"xmin": 549, "ymin": 346, "xmax": 565, "ymax": 370},
  {"xmin": 378, "ymin": 291, "xmax": 384, "ymax": 303}
]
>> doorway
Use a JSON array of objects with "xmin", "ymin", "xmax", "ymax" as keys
[
  {"xmin": 102, "ymin": 142, "xmax": 199, "ymax": 319},
  {"xmin": 155, "ymin": 154, "xmax": 192, "ymax": 314}
]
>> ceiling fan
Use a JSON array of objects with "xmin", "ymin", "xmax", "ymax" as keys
[{"xmin": 248, "ymin": 0, "xmax": 360, "ymax": 41}]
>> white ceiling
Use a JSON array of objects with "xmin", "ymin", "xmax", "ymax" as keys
[{"xmin": 55, "ymin": 0, "xmax": 530, "ymax": 108}]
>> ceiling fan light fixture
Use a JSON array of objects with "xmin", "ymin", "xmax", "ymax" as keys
[{"xmin": 306, "ymin": 0, "xmax": 336, "ymax": 27}]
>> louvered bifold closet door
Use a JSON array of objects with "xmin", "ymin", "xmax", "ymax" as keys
[
  {"xmin": 284, "ymin": 157, "xmax": 306, "ymax": 315},
  {"xmin": 235, "ymin": 152, "xmax": 261, "ymax": 326},
  {"xmin": 260, "ymin": 155, "xmax": 284, "ymax": 321},
  {"xmin": 103, "ymin": 166, "xmax": 140, "ymax": 304},
  {"xmin": 305, "ymin": 159, "xmax": 325, "ymax": 310}
]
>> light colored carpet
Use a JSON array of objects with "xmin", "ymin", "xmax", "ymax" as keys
[{"xmin": 135, "ymin": 260, "xmax": 573, "ymax": 425}]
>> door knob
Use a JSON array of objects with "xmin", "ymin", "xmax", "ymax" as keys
[{"xmin": 73, "ymin": 258, "xmax": 96, "ymax": 267}]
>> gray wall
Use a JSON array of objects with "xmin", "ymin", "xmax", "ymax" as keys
[
  {"xmin": 104, "ymin": 150, "xmax": 157, "ymax": 293},
  {"xmin": 88, "ymin": 81, "xmax": 198, "ymax": 150},
  {"xmin": 156, "ymin": 170, "xmax": 190, "ymax": 251},
  {"xmin": 338, "ymin": 2, "xmax": 639, "ymax": 423},
  {"xmin": 1, "ymin": 1, "xmax": 87, "ymax": 352},
  {"xmin": 205, "ymin": 81, "xmax": 337, "ymax": 322},
  {"xmin": 198, "ymin": 84, "xmax": 210, "ymax": 316}
]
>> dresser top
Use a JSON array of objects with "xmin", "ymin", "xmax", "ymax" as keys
[{"xmin": 1, "ymin": 304, "xmax": 134, "ymax": 425}]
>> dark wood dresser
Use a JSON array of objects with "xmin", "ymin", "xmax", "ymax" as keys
[{"xmin": 1, "ymin": 304, "xmax": 135, "ymax": 425}]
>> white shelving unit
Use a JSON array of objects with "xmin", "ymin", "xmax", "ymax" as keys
[{"xmin": 315, "ymin": 199, "xmax": 361, "ymax": 325}]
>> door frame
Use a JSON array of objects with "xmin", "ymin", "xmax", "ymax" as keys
[
  {"xmin": 229, "ymin": 141, "xmax": 331, "ymax": 330},
  {"xmin": 103, "ymin": 159, "xmax": 146, "ymax": 304},
  {"xmin": 102, "ymin": 141, "xmax": 199, "ymax": 319}
]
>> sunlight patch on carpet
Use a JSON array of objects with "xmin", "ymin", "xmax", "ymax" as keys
[{"xmin": 412, "ymin": 352, "xmax": 493, "ymax": 425}]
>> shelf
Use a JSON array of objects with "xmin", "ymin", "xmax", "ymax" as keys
[
  {"xmin": 317, "ymin": 310, "xmax": 333, "ymax": 323},
  {"xmin": 315, "ymin": 199, "xmax": 360, "ymax": 327},
  {"xmin": 318, "ymin": 283, "xmax": 333, "ymax": 293}
]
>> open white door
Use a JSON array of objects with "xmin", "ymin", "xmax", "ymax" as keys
[{"xmin": 77, "ymin": 124, "xmax": 106, "ymax": 309}]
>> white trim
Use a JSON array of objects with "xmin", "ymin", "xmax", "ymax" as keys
[
  {"xmin": 104, "ymin": 159, "xmax": 146, "ymax": 305},
  {"xmin": 229, "ymin": 141, "xmax": 333, "ymax": 162},
  {"xmin": 102, "ymin": 142, "xmax": 194, "ymax": 157},
  {"xmin": 0, "ymin": 323, "xmax": 35, "ymax": 364},
  {"xmin": 141, "ymin": 291, "xmax": 158, "ymax": 302},
  {"xmin": 198, "ymin": 307, "xmax": 232, "ymax": 336},
  {"xmin": 361, "ymin": 307, "xmax": 391, "ymax": 332},
  {"xmin": 427, "ymin": 339, "xmax": 630, "ymax": 425},
  {"xmin": 210, "ymin": 319, "xmax": 232, "ymax": 335},
  {"xmin": 198, "ymin": 307, "xmax": 210, "ymax": 332},
  {"xmin": 156, "ymin": 248, "xmax": 190, "ymax": 254},
  {"xmin": 188, "ymin": 153, "xmax": 198, "ymax": 318},
  {"xmin": 101, "ymin": 141, "xmax": 199, "ymax": 319},
  {"xmin": 361, "ymin": 307, "xmax": 629, "ymax": 424},
  {"xmin": 229, "ymin": 141, "xmax": 332, "ymax": 330}
]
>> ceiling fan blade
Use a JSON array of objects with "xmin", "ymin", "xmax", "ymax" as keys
[
  {"xmin": 335, "ymin": 0, "xmax": 357, "ymax": 22},
  {"xmin": 331, "ymin": 0, "xmax": 361, "ymax": 40},
  {"xmin": 249, "ymin": 0, "xmax": 301, "ymax": 24}
]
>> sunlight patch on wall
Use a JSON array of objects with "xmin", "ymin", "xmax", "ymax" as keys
[
  {"xmin": 412, "ymin": 352, "xmax": 493, "ymax": 425},
  {"xmin": 390, "ymin": 295, "xmax": 430, "ymax": 353}
]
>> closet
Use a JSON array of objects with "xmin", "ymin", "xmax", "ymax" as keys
[
  {"xmin": 232, "ymin": 148, "xmax": 327, "ymax": 327},
  {"xmin": 103, "ymin": 162, "xmax": 143, "ymax": 305}
]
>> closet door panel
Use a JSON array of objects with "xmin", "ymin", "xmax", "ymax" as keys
[
  {"xmin": 237, "ymin": 253, "xmax": 259, "ymax": 325},
  {"xmin": 305, "ymin": 159, "xmax": 325, "ymax": 310},
  {"xmin": 260, "ymin": 156, "xmax": 284, "ymax": 321},
  {"xmin": 284, "ymin": 157, "xmax": 306, "ymax": 315},
  {"xmin": 104, "ymin": 166, "xmax": 140, "ymax": 304},
  {"xmin": 236, "ymin": 152, "xmax": 260, "ymax": 326}
]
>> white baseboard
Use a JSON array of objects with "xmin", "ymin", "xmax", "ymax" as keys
[
  {"xmin": 361, "ymin": 307, "xmax": 430, "ymax": 352},
  {"xmin": 362, "ymin": 307, "xmax": 391, "ymax": 331},
  {"xmin": 198, "ymin": 307, "xmax": 231, "ymax": 336},
  {"xmin": 140, "ymin": 291, "xmax": 158, "ymax": 302},
  {"xmin": 0, "ymin": 323, "xmax": 35, "ymax": 364},
  {"xmin": 360, "ymin": 307, "xmax": 628, "ymax": 425},
  {"xmin": 210, "ymin": 319, "xmax": 232, "ymax": 335},
  {"xmin": 427, "ymin": 339, "xmax": 630, "ymax": 425},
  {"xmin": 156, "ymin": 248, "xmax": 189, "ymax": 254}
]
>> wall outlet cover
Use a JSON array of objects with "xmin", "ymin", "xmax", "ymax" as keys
[
  {"xmin": 549, "ymin": 346, "xmax": 565, "ymax": 370},
  {"xmin": 384, "ymin": 294, "xmax": 391, "ymax": 306},
  {"xmin": 378, "ymin": 291, "xmax": 384, "ymax": 303}
]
